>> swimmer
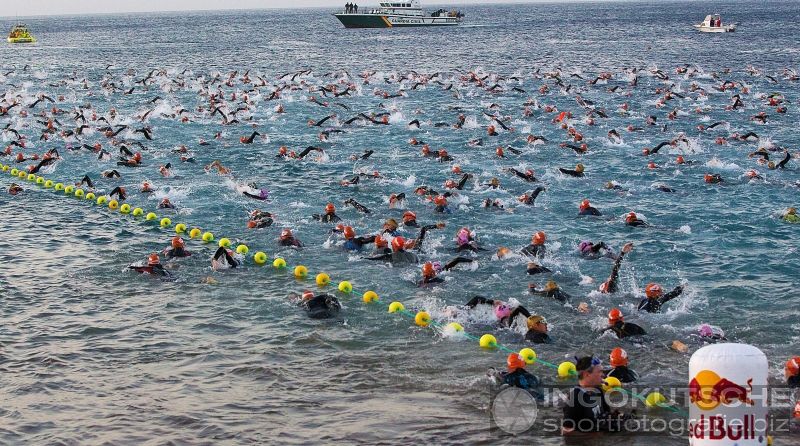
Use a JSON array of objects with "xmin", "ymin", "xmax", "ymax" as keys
[
  {"xmin": 366, "ymin": 236, "xmax": 419, "ymax": 265},
  {"xmin": 605, "ymin": 348, "xmax": 639, "ymax": 383},
  {"xmin": 605, "ymin": 181, "xmax": 626, "ymax": 191},
  {"xmin": 525, "ymin": 315, "xmax": 551, "ymax": 343},
  {"xmin": 598, "ymin": 243, "xmax": 634, "ymax": 293},
  {"xmin": 521, "ymin": 231, "xmax": 546, "ymax": 258},
  {"xmin": 371, "ymin": 236, "xmax": 391, "ymax": 256},
  {"xmin": 388, "ymin": 193, "xmax": 406, "ymax": 208},
  {"xmin": 505, "ymin": 168, "xmax": 537, "ymax": 182},
  {"xmin": 600, "ymin": 308, "xmax": 647, "ymax": 339},
  {"xmin": 529, "ymin": 280, "xmax": 572, "ymax": 302},
  {"xmin": 518, "ymin": 186, "xmax": 546, "ymax": 205},
  {"xmin": 211, "ymin": 246, "xmax": 241, "ymax": 270},
  {"xmin": 158, "ymin": 163, "xmax": 172, "ymax": 177},
  {"xmin": 578, "ymin": 199, "xmax": 601, "ymax": 216},
  {"xmin": 164, "ymin": 236, "xmax": 191, "ymax": 258},
  {"xmin": 526, "ymin": 262, "xmax": 551, "ymax": 275},
  {"xmin": 488, "ymin": 353, "xmax": 542, "ymax": 394},
  {"xmin": 624, "ymin": 212, "xmax": 647, "ymax": 227},
  {"xmin": 314, "ymin": 203, "xmax": 341, "ymax": 223},
  {"xmin": 638, "ymin": 283, "xmax": 684, "ymax": 313},
  {"xmin": 785, "ymin": 357, "xmax": 800, "ymax": 388},
  {"xmin": 417, "ymin": 257, "xmax": 474, "ymax": 285},
  {"xmin": 432, "ymin": 195, "xmax": 450, "ymax": 213},
  {"xmin": 402, "ymin": 210, "xmax": 419, "ymax": 227},
  {"xmin": 101, "ymin": 169, "xmax": 121, "ymax": 178},
  {"xmin": 239, "ymin": 131, "xmax": 260, "ymax": 144},
  {"xmin": 559, "ymin": 163, "xmax": 585, "ymax": 177},
  {"xmin": 455, "ymin": 227, "xmax": 483, "ymax": 252},
  {"xmin": 205, "ymin": 160, "xmax": 231, "ymax": 174},
  {"xmin": 341, "ymin": 226, "xmax": 376, "ymax": 252},
  {"xmin": 381, "ymin": 218, "xmax": 400, "ymax": 236},
  {"xmin": 140, "ymin": 181, "xmax": 155, "ymax": 193},
  {"xmin": 783, "ymin": 207, "xmax": 799, "ymax": 223},
  {"xmin": 242, "ymin": 183, "xmax": 269, "ymax": 201},
  {"xmin": 704, "ymin": 173, "xmax": 723, "ymax": 184},
  {"xmin": 109, "ymin": 186, "xmax": 127, "ymax": 201},
  {"xmin": 279, "ymin": 228, "xmax": 303, "ymax": 248},
  {"xmin": 129, "ymin": 253, "xmax": 171, "ymax": 278},
  {"xmin": 695, "ymin": 324, "xmax": 728, "ymax": 344},
  {"xmin": 158, "ymin": 198, "xmax": 175, "ymax": 209},
  {"xmin": 578, "ymin": 241, "xmax": 615, "ymax": 260},
  {"xmin": 463, "ymin": 296, "xmax": 531, "ymax": 328},
  {"xmin": 247, "ymin": 210, "xmax": 274, "ymax": 229},
  {"xmin": 117, "ymin": 152, "xmax": 142, "ymax": 167},
  {"xmin": 78, "ymin": 175, "xmax": 95, "ymax": 188},
  {"xmin": 8, "ymin": 183, "xmax": 23, "ymax": 195},
  {"xmin": 292, "ymin": 290, "xmax": 341, "ymax": 319},
  {"xmin": 344, "ymin": 198, "xmax": 371, "ymax": 214}
]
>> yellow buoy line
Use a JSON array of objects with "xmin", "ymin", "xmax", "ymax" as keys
[{"xmin": 2, "ymin": 164, "xmax": 679, "ymax": 412}]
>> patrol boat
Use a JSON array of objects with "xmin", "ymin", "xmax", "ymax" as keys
[
  {"xmin": 334, "ymin": 0, "xmax": 463, "ymax": 28},
  {"xmin": 7, "ymin": 23, "xmax": 36, "ymax": 43}
]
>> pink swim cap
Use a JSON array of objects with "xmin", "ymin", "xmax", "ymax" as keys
[
  {"xmin": 456, "ymin": 229, "xmax": 470, "ymax": 245},
  {"xmin": 698, "ymin": 324, "xmax": 713, "ymax": 337},
  {"xmin": 495, "ymin": 304, "xmax": 511, "ymax": 320},
  {"xmin": 579, "ymin": 241, "xmax": 593, "ymax": 253}
]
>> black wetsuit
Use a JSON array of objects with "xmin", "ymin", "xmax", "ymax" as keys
[
  {"xmin": 559, "ymin": 168, "xmax": 584, "ymax": 177},
  {"xmin": 525, "ymin": 331, "xmax": 550, "ymax": 344},
  {"xmin": 413, "ymin": 224, "xmax": 441, "ymax": 251},
  {"xmin": 318, "ymin": 212, "xmax": 342, "ymax": 223},
  {"xmin": 603, "ymin": 321, "xmax": 647, "ymax": 339},
  {"xmin": 788, "ymin": 375, "xmax": 800, "ymax": 388},
  {"xmin": 464, "ymin": 296, "xmax": 530, "ymax": 327},
  {"xmin": 366, "ymin": 250, "xmax": 419, "ymax": 265},
  {"xmin": 165, "ymin": 247, "xmax": 190, "ymax": 258},
  {"xmin": 531, "ymin": 287, "xmax": 572, "ymax": 303},
  {"xmin": 606, "ymin": 366, "xmax": 639, "ymax": 383},
  {"xmin": 280, "ymin": 237, "xmax": 303, "ymax": 248},
  {"xmin": 212, "ymin": 247, "xmax": 239, "ymax": 268},
  {"xmin": 519, "ymin": 186, "xmax": 545, "ymax": 205},
  {"xmin": 501, "ymin": 369, "xmax": 541, "ymax": 393},
  {"xmin": 129, "ymin": 264, "xmax": 171, "ymax": 277},
  {"xmin": 302, "ymin": 293, "xmax": 341, "ymax": 319},
  {"xmin": 344, "ymin": 236, "xmax": 376, "ymax": 252},
  {"xmin": 562, "ymin": 387, "xmax": 629, "ymax": 433},
  {"xmin": 603, "ymin": 250, "xmax": 628, "ymax": 293},
  {"xmin": 579, "ymin": 207, "xmax": 602, "ymax": 216},
  {"xmin": 638, "ymin": 286, "xmax": 684, "ymax": 313},
  {"xmin": 521, "ymin": 244, "xmax": 545, "ymax": 259},
  {"xmin": 526, "ymin": 264, "xmax": 551, "ymax": 275}
]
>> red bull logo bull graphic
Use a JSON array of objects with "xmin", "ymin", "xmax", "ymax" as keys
[{"xmin": 688, "ymin": 370, "xmax": 753, "ymax": 410}]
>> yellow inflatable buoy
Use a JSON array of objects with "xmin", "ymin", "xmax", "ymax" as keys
[
  {"xmin": 85, "ymin": 192, "xmax": 95, "ymax": 200},
  {"xmin": 36, "ymin": 177, "xmax": 44, "ymax": 185},
  {"xmin": 218, "ymin": 237, "xmax": 231, "ymax": 248},
  {"xmin": 272, "ymin": 257, "xmax": 286, "ymax": 269},
  {"xmin": 145, "ymin": 212, "xmax": 157, "ymax": 221},
  {"xmin": 64, "ymin": 185, "xmax": 75, "ymax": 195},
  {"xmin": 1, "ymin": 165, "xmax": 7, "ymax": 172},
  {"xmin": 74, "ymin": 188, "xmax": 85, "ymax": 198},
  {"xmin": 160, "ymin": 217, "xmax": 171, "ymax": 228},
  {"xmin": 27, "ymin": 173, "xmax": 36, "ymax": 181},
  {"xmin": 519, "ymin": 348, "xmax": 537, "ymax": 364},
  {"xmin": 415, "ymin": 311, "xmax": 431, "ymax": 327},
  {"xmin": 558, "ymin": 361, "xmax": 577, "ymax": 378},
  {"xmin": 236, "ymin": 244, "xmax": 249, "ymax": 255},
  {"xmin": 108, "ymin": 199, "xmax": 119, "ymax": 210},
  {"xmin": 201, "ymin": 231, "xmax": 214, "ymax": 242},
  {"xmin": 44, "ymin": 180, "xmax": 54, "ymax": 188},
  {"xmin": 54, "ymin": 183, "xmax": 64, "ymax": 191},
  {"xmin": 175, "ymin": 223, "xmax": 187, "ymax": 234},
  {"xmin": 253, "ymin": 251, "xmax": 267, "ymax": 265},
  {"xmin": 645, "ymin": 392, "xmax": 667, "ymax": 408},
  {"xmin": 132, "ymin": 207, "xmax": 143, "ymax": 216},
  {"xmin": 10, "ymin": 168, "xmax": 19, "ymax": 176},
  {"xmin": 362, "ymin": 290, "xmax": 378, "ymax": 303},
  {"xmin": 120, "ymin": 203, "xmax": 131, "ymax": 214},
  {"xmin": 294, "ymin": 265, "xmax": 308, "ymax": 279},
  {"xmin": 18, "ymin": 171, "xmax": 26, "ymax": 178},
  {"xmin": 96, "ymin": 196, "xmax": 107, "ymax": 205},
  {"xmin": 338, "ymin": 281, "xmax": 353, "ymax": 293},
  {"xmin": 479, "ymin": 334, "xmax": 497, "ymax": 349},
  {"xmin": 445, "ymin": 322, "xmax": 463, "ymax": 332},
  {"xmin": 189, "ymin": 228, "xmax": 201, "ymax": 238},
  {"xmin": 316, "ymin": 273, "xmax": 331, "ymax": 287},
  {"xmin": 602, "ymin": 376, "xmax": 622, "ymax": 392},
  {"xmin": 388, "ymin": 301, "xmax": 405, "ymax": 313}
]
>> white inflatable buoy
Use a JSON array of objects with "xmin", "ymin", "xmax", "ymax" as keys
[{"xmin": 688, "ymin": 343, "xmax": 768, "ymax": 445}]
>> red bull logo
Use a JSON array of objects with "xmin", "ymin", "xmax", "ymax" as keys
[{"xmin": 688, "ymin": 370, "xmax": 753, "ymax": 410}]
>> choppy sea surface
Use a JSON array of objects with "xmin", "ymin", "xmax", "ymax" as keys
[{"xmin": 1, "ymin": 1, "xmax": 799, "ymax": 444}]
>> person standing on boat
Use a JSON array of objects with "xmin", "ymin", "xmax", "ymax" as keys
[{"xmin": 354, "ymin": 4, "xmax": 358, "ymax": 13}]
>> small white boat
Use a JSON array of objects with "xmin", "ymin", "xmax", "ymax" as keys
[{"xmin": 694, "ymin": 14, "xmax": 736, "ymax": 33}]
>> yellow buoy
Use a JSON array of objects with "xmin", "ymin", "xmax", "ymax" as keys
[
  {"xmin": 145, "ymin": 212, "xmax": 157, "ymax": 221},
  {"xmin": 557, "ymin": 362, "xmax": 577, "ymax": 378},
  {"xmin": 54, "ymin": 183, "xmax": 64, "ymax": 191},
  {"xmin": 236, "ymin": 244, "xmax": 249, "ymax": 255},
  {"xmin": 479, "ymin": 334, "xmax": 497, "ymax": 349},
  {"xmin": 44, "ymin": 180, "xmax": 54, "ymax": 188},
  {"xmin": 132, "ymin": 207, "xmax": 143, "ymax": 216},
  {"xmin": 10, "ymin": 168, "xmax": 19, "ymax": 176},
  {"xmin": 388, "ymin": 301, "xmax": 405, "ymax": 313},
  {"xmin": 64, "ymin": 185, "xmax": 75, "ymax": 195},
  {"xmin": 338, "ymin": 281, "xmax": 353, "ymax": 293},
  {"xmin": 253, "ymin": 251, "xmax": 267, "ymax": 265},
  {"xmin": 294, "ymin": 265, "xmax": 308, "ymax": 279},
  {"xmin": 273, "ymin": 257, "xmax": 287, "ymax": 269},
  {"xmin": 160, "ymin": 217, "xmax": 171, "ymax": 228},
  {"xmin": 108, "ymin": 199, "xmax": 119, "ymax": 210},
  {"xmin": 96, "ymin": 196, "xmax": 107, "ymax": 205},
  {"xmin": 316, "ymin": 273, "xmax": 331, "ymax": 287},
  {"xmin": 74, "ymin": 188, "xmax": 85, "ymax": 198},
  {"xmin": 120, "ymin": 203, "xmax": 131, "ymax": 214},
  {"xmin": 519, "ymin": 348, "xmax": 537, "ymax": 364},
  {"xmin": 645, "ymin": 392, "xmax": 667, "ymax": 408},
  {"xmin": 36, "ymin": 177, "xmax": 44, "ymax": 185},
  {"xmin": 27, "ymin": 173, "xmax": 36, "ymax": 181},
  {"xmin": 175, "ymin": 223, "xmax": 187, "ymax": 234},
  {"xmin": 602, "ymin": 376, "xmax": 622, "ymax": 392},
  {"xmin": 445, "ymin": 322, "xmax": 464, "ymax": 333},
  {"xmin": 218, "ymin": 237, "xmax": 231, "ymax": 248},
  {"xmin": 189, "ymin": 228, "xmax": 201, "ymax": 238},
  {"xmin": 18, "ymin": 171, "xmax": 25, "ymax": 178},
  {"xmin": 85, "ymin": 192, "xmax": 95, "ymax": 200},
  {"xmin": 415, "ymin": 311, "xmax": 431, "ymax": 327},
  {"xmin": 201, "ymin": 231, "xmax": 214, "ymax": 242},
  {"xmin": 362, "ymin": 290, "xmax": 378, "ymax": 303}
]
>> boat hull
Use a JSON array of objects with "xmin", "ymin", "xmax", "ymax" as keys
[
  {"xmin": 693, "ymin": 25, "xmax": 735, "ymax": 33},
  {"xmin": 334, "ymin": 13, "xmax": 460, "ymax": 28},
  {"xmin": 7, "ymin": 37, "xmax": 36, "ymax": 43}
]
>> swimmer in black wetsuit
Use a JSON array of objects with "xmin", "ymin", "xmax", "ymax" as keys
[
  {"xmin": 463, "ymin": 296, "xmax": 531, "ymax": 328},
  {"xmin": 490, "ymin": 353, "xmax": 542, "ymax": 395},
  {"xmin": 529, "ymin": 280, "xmax": 572, "ymax": 303},
  {"xmin": 624, "ymin": 212, "xmax": 647, "ymax": 227},
  {"xmin": 78, "ymin": 175, "xmax": 95, "ymax": 188},
  {"xmin": 211, "ymin": 246, "xmax": 240, "ymax": 270},
  {"xmin": 294, "ymin": 290, "xmax": 341, "ymax": 319},
  {"xmin": 578, "ymin": 241, "xmax": 614, "ymax": 260},
  {"xmin": 638, "ymin": 283, "xmax": 684, "ymax": 313},
  {"xmin": 102, "ymin": 169, "xmax": 121, "ymax": 178},
  {"xmin": 578, "ymin": 199, "xmax": 601, "ymax": 216},
  {"xmin": 158, "ymin": 198, "xmax": 175, "ymax": 209},
  {"xmin": 518, "ymin": 186, "xmax": 545, "ymax": 205},
  {"xmin": 598, "ymin": 242, "xmax": 633, "ymax": 293},
  {"xmin": 559, "ymin": 163, "xmax": 585, "ymax": 177},
  {"xmin": 605, "ymin": 348, "xmax": 639, "ymax": 383},
  {"xmin": 524, "ymin": 315, "xmax": 551, "ymax": 343},
  {"xmin": 242, "ymin": 183, "xmax": 269, "ymax": 200},
  {"xmin": 129, "ymin": 253, "xmax": 171, "ymax": 278},
  {"xmin": 341, "ymin": 226, "xmax": 376, "ymax": 252},
  {"xmin": 279, "ymin": 228, "xmax": 303, "ymax": 248},
  {"xmin": 505, "ymin": 168, "xmax": 537, "ymax": 182},
  {"xmin": 109, "ymin": 186, "xmax": 127, "ymax": 201},
  {"xmin": 417, "ymin": 257, "xmax": 474, "ymax": 286},
  {"xmin": 526, "ymin": 261, "xmax": 551, "ymax": 275},
  {"xmin": 785, "ymin": 357, "xmax": 800, "ymax": 388},
  {"xmin": 8, "ymin": 183, "xmax": 23, "ymax": 195},
  {"xmin": 601, "ymin": 308, "xmax": 646, "ymax": 339},
  {"xmin": 521, "ymin": 231, "xmax": 546, "ymax": 258},
  {"xmin": 366, "ymin": 236, "xmax": 419, "ymax": 265},
  {"xmin": 247, "ymin": 210, "xmax": 273, "ymax": 229},
  {"xmin": 164, "ymin": 236, "xmax": 191, "ymax": 258},
  {"xmin": 314, "ymin": 203, "xmax": 341, "ymax": 223},
  {"xmin": 402, "ymin": 210, "xmax": 419, "ymax": 228}
]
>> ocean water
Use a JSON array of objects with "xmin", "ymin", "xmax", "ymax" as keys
[{"xmin": 1, "ymin": 1, "xmax": 799, "ymax": 444}]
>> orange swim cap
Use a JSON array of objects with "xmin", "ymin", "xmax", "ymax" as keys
[
  {"xmin": 391, "ymin": 236, "xmax": 406, "ymax": 252},
  {"xmin": 579, "ymin": 199, "xmax": 590, "ymax": 211},
  {"xmin": 343, "ymin": 226, "xmax": 355, "ymax": 240},
  {"xmin": 148, "ymin": 253, "xmax": 160, "ymax": 266},
  {"xmin": 422, "ymin": 261, "xmax": 436, "ymax": 278},
  {"xmin": 403, "ymin": 211, "xmax": 416, "ymax": 222},
  {"xmin": 171, "ymin": 236, "xmax": 185, "ymax": 248},
  {"xmin": 608, "ymin": 308, "xmax": 623, "ymax": 324},
  {"xmin": 532, "ymin": 231, "xmax": 546, "ymax": 246},
  {"xmin": 325, "ymin": 203, "xmax": 336, "ymax": 214},
  {"xmin": 610, "ymin": 347, "xmax": 629, "ymax": 367},
  {"xmin": 645, "ymin": 283, "xmax": 663, "ymax": 299},
  {"xmin": 507, "ymin": 353, "xmax": 526, "ymax": 372}
]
